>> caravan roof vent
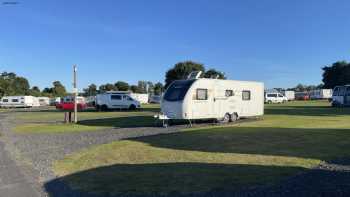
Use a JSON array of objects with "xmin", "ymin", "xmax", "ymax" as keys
[{"xmin": 187, "ymin": 71, "xmax": 202, "ymax": 79}]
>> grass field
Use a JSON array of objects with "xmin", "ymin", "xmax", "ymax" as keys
[
  {"xmin": 14, "ymin": 104, "xmax": 159, "ymax": 133},
  {"xmin": 52, "ymin": 100, "xmax": 350, "ymax": 196}
]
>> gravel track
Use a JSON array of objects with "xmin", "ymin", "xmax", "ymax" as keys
[
  {"xmin": 1, "ymin": 111, "xmax": 350, "ymax": 197},
  {"xmin": 0, "ymin": 112, "xmax": 184, "ymax": 183}
]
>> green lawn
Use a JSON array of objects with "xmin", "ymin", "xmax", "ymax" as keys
[
  {"xmin": 52, "ymin": 100, "xmax": 350, "ymax": 196},
  {"xmin": 14, "ymin": 104, "xmax": 159, "ymax": 133}
]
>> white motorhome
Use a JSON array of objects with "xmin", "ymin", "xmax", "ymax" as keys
[
  {"xmin": 265, "ymin": 92, "xmax": 288, "ymax": 104},
  {"xmin": 96, "ymin": 91, "xmax": 141, "ymax": 111},
  {"xmin": 0, "ymin": 96, "xmax": 40, "ymax": 108},
  {"xmin": 159, "ymin": 72, "xmax": 264, "ymax": 125},
  {"xmin": 283, "ymin": 90, "xmax": 295, "ymax": 101},
  {"xmin": 309, "ymin": 89, "xmax": 333, "ymax": 100},
  {"xmin": 37, "ymin": 97, "xmax": 50, "ymax": 106},
  {"xmin": 332, "ymin": 85, "xmax": 350, "ymax": 107}
]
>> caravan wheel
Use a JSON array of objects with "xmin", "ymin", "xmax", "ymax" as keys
[
  {"xmin": 231, "ymin": 113, "xmax": 238, "ymax": 122},
  {"xmin": 219, "ymin": 113, "xmax": 231, "ymax": 124}
]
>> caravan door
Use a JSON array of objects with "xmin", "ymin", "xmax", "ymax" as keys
[
  {"xmin": 212, "ymin": 82, "xmax": 238, "ymax": 119},
  {"xmin": 213, "ymin": 85, "xmax": 225, "ymax": 119}
]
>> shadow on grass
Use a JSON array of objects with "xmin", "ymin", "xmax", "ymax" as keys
[
  {"xmin": 78, "ymin": 116, "xmax": 156, "ymax": 128},
  {"xmin": 44, "ymin": 163, "xmax": 305, "ymax": 197},
  {"xmin": 133, "ymin": 127, "xmax": 350, "ymax": 161},
  {"xmin": 77, "ymin": 116, "xmax": 218, "ymax": 128}
]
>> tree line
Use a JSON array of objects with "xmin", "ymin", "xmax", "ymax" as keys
[
  {"xmin": 83, "ymin": 81, "xmax": 164, "ymax": 96},
  {"xmin": 2, "ymin": 59, "xmax": 346, "ymax": 98},
  {"xmin": 0, "ymin": 72, "xmax": 67, "ymax": 98}
]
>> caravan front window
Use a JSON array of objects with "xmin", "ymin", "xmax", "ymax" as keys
[
  {"xmin": 163, "ymin": 80, "xmax": 195, "ymax": 101},
  {"xmin": 2, "ymin": 99, "xmax": 8, "ymax": 102}
]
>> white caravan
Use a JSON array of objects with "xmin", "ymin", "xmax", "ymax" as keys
[
  {"xmin": 309, "ymin": 89, "xmax": 333, "ymax": 100},
  {"xmin": 159, "ymin": 72, "xmax": 264, "ymax": 124},
  {"xmin": 265, "ymin": 92, "xmax": 288, "ymax": 104},
  {"xmin": 96, "ymin": 91, "xmax": 141, "ymax": 111},
  {"xmin": 0, "ymin": 96, "xmax": 40, "ymax": 108},
  {"xmin": 130, "ymin": 93, "xmax": 149, "ymax": 104},
  {"xmin": 37, "ymin": 97, "xmax": 50, "ymax": 106},
  {"xmin": 283, "ymin": 90, "xmax": 295, "ymax": 101},
  {"xmin": 332, "ymin": 85, "xmax": 350, "ymax": 107}
]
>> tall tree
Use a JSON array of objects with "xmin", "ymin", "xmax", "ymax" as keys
[
  {"xmin": 153, "ymin": 82, "xmax": 164, "ymax": 95},
  {"xmin": 83, "ymin": 84, "xmax": 97, "ymax": 96},
  {"xmin": 165, "ymin": 61, "xmax": 205, "ymax": 88},
  {"xmin": 51, "ymin": 81, "xmax": 67, "ymax": 97},
  {"xmin": 30, "ymin": 86, "xmax": 41, "ymax": 97},
  {"xmin": 0, "ymin": 72, "xmax": 30, "ymax": 96},
  {"xmin": 322, "ymin": 61, "xmax": 350, "ymax": 88},
  {"xmin": 99, "ymin": 83, "xmax": 116, "ymax": 93},
  {"xmin": 203, "ymin": 69, "xmax": 226, "ymax": 79},
  {"xmin": 114, "ymin": 81, "xmax": 130, "ymax": 91},
  {"xmin": 130, "ymin": 85, "xmax": 140, "ymax": 93}
]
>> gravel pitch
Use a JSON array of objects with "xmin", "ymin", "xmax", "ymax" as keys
[{"xmin": 1, "ymin": 111, "xmax": 350, "ymax": 197}]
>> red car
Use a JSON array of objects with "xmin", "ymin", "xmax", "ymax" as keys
[
  {"xmin": 56, "ymin": 96, "xmax": 87, "ymax": 111},
  {"xmin": 295, "ymin": 92, "xmax": 310, "ymax": 100}
]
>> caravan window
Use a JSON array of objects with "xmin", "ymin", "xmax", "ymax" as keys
[
  {"xmin": 111, "ymin": 95, "xmax": 122, "ymax": 100},
  {"xmin": 12, "ymin": 99, "xmax": 19, "ymax": 102},
  {"xmin": 2, "ymin": 99, "xmax": 8, "ymax": 102},
  {"xmin": 225, "ymin": 90, "xmax": 234, "ymax": 97},
  {"xmin": 267, "ymin": 94, "xmax": 277, "ymax": 97},
  {"xmin": 242, "ymin": 91, "xmax": 251, "ymax": 100},
  {"xmin": 163, "ymin": 80, "xmax": 195, "ymax": 101},
  {"xmin": 196, "ymin": 89, "xmax": 208, "ymax": 100}
]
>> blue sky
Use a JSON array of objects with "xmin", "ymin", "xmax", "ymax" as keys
[{"xmin": 1, "ymin": 0, "xmax": 350, "ymax": 91}]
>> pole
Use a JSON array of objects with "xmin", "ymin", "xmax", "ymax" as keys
[{"xmin": 73, "ymin": 65, "xmax": 78, "ymax": 123}]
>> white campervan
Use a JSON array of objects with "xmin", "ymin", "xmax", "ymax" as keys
[
  {"xmin": 159, "ymin": 72, "xmax": 264, "ymax": 125},
  {"xmin": 96, "ymin": 91, "xmax": 141, "ymax": 111},
  {"xmin": 0, "ymin": 96, "xmax": 40, "ymax": 108},
  {"xmin": 265, "ymin": 93, "xmax": 288, "ymax": 104}
]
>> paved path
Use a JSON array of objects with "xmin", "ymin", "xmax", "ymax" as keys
[{"xmin": 0, "ymin": 140, "xmax": 41, "ymax": 197}]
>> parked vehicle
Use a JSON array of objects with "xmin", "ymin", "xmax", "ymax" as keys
[
  {"xmin": 265, "ymin": 93, "xmax": 288, "ymax": 104},
  {"xmin": 37, "ymin": 97, "xmax": 50, "ymax": 106},
  {"xmin": 283, "ymin": 90, "xmax": 295, "ymax": 101},
  {"xmin": 130, "ymin": 93, "xmax": 149, "ymax": 104},
  {"xmin": 85, "ymin": 96, "xmax": 96, "ymax": 107},
  {"xmin": 56, "ymin": 96, "xmax": 87, "ymax": 111},
  {"xmin": 332, "ymin": 85, "xmax": 350, "ymax": 107},
  {"xmin": 309, "ymin": 89, "xmax": 333, "ymax": 100},
  {"xmin": 158, "ymin": 71, "xmax": 264, "ymax": 125},
  {"xmin": 96, "ymin": 91, "xmax": 141, "ymax": 111},
  {"xmin": 149, "ymin": 95, "xmax": 161, "ymax": 104},
  {"xmin": 295, "ymin": 92, "xmax": 310, "ymax": 100},
  {"xmin": 0, "ymin": 96, "xmax": 40, "ymax": 108},
  {"xmin": 50, "ymin": 97, "xmax": 61, "ymax": 106}
]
